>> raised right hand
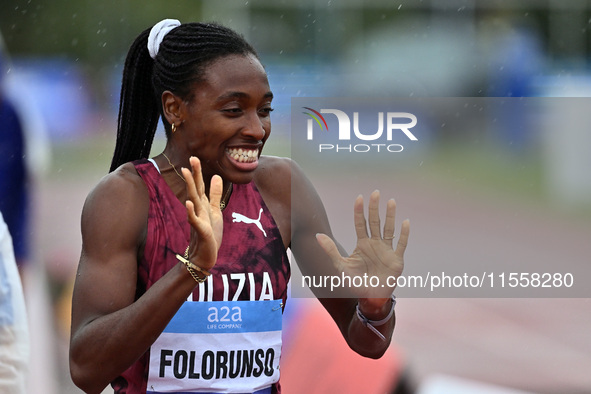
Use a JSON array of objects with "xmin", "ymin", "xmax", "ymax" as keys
[{"xmin": 182, "ymin": 156, "xmax": 224, "ymax": 272}]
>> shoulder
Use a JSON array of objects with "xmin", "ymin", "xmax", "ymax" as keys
[
  {"xmin": 253, "ymin": 155, "xmax": 292, "ymax": 205},
  {"xmin": 254, "ymin": 155, "xmax": 328, "ymax": 228},
  {"xmin": 84, "ymin": 163, "xmax": 146, "ymax": 209},
  {"xmin": 254, "ymin": 155, "xmax": 314, "ymax": 204},
  {"xmin": 254, "ymin": 155, "xmax": 291, "ymax": 189},
  {"xmin": 81, "ymin": 162, "xmax": 149, "ymax": 242},
  {"xmin": 255, "ymin": 155, "xmax": 292, "ymax": 178},
  {"xmin": 254, "ymin": 155, "xmax": 313, "ymax": 189},
  {"xmin": 254, "ymin": 154, "xmax": 324, "ymax": 198}
]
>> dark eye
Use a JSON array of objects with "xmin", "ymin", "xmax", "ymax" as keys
[
  {"xmin": 259, "ymin": 107, "xmax": 274, "ymax": 117},
  {"xmin": 222, "ymin": 108, "xmax": 243, "ymax": 116}
]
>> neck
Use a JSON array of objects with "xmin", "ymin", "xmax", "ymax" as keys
[{"xmin": 158, "ymin": 151, "xmax": 232, "ymax": 208}]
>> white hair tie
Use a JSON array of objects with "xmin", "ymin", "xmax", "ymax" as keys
[{"xmin": 147, "ymin": 19, "xmax": 181, "ymax": 59}]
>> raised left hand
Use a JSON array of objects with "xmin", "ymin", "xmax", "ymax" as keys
[{"xmin": 316, "ymin": 190, "xmax": 410, "ymax": 299}]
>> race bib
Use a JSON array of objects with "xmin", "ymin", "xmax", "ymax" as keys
[{"xmin": 147, "ymin": 300, "xmax": 283, "ymax": 393}]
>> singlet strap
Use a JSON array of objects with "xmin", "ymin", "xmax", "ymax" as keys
[{"xmin": 147, "ymin": 158, "xmax": 161, "ymax": 173}]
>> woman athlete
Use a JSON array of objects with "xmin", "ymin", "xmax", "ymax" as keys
[{"xmin": 69, "ymin": 19, "xmax": 410, "ymax": 394}]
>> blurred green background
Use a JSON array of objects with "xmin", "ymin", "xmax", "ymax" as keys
[{"xmin": 4, "ymin": 0, "xmax": 591, "ymax": 206}]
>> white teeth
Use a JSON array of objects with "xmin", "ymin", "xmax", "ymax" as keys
[{"xmin": 227, "ymin": 148, "xmax": 258, "ymax": 163}]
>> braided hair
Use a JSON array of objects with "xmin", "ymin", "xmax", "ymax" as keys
[{"xmin": 110, "ymin": 22, "xmax": 258, "ymax": 172}]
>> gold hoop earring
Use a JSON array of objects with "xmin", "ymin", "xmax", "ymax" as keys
[{"xmin": 171, "ymin": 123, "xmax": 177, "ymax": 133}]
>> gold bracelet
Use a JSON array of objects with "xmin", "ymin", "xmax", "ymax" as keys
[{"xmin": 176, "ymin": 246, "xmax": 211, "ymax": 283}]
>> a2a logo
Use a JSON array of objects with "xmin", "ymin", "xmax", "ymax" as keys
[
  {"xmin": 208, "ymin": 306, "xmax": 242, "ymax": 323},
  {"xmin": 303, "ymin": 107, "xmax": 418, "ymax": 151}
]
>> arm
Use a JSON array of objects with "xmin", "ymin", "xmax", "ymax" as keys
[
  {"xmin": 288, "ymin": 160, "xmax": 409, "ymax": 358},
  {"xmin": 69, "ymin": 158, "xmax": 222, "ymax": 393}
]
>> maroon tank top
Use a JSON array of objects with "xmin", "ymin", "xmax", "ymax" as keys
[{"xmin": 112, "ymin": 159, "xmax": 290, "ymax": 393}]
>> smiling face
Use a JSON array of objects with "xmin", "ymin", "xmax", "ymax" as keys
[{"xmin": 174, "ymin": 53, "xmax": 273, "ymax": 184}]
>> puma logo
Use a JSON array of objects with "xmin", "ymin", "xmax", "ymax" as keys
[{"xmin": 232, "ymin": 208, "xmax": 267, "ymax": 237}]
